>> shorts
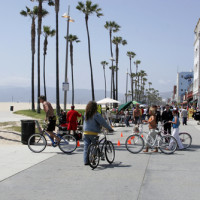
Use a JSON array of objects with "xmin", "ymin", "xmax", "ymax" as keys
[
  {"xmin": 47, "ymin": 116, "xmax": 56, "ymax": 131},
  {"xmin": 134, "ymin": 117, "xmax": 140, "ymax": 125}
]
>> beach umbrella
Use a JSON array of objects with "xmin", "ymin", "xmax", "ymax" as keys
[{"xmin": 97, "ymin": 97, "xmax": 120, "ymax": 104}]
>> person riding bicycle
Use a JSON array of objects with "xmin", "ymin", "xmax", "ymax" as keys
[
  {"xmin": 39, "ymin": 96, "xmax": 60, "ymax": 144},
  {"xmin": 143, "ymin": 107, "xmax": 158, "ymax": 153},
  {"xmin": 83, "ymin": 101, "xmax": 114, "ymax": 165}
]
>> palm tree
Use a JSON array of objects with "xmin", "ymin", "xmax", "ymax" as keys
[
  {"xmin": 76, "ymin": 1, "xmax": 103, "ymax": 101},
  {"xmin": 148, "ymin": 82, "xmax": 152, "ymax": 105},
  {"xmin": 126, "ymin": 51, "xmax": 136, "ymax": 101},
  {"xmin": 20, "ymin": 6, "xmax": 38, "ymax": 111},
  {"xmin": 101, "ymin": 61, "xmax": 108, "ymax": 98},
  {"xmin": 131, "ymin": 72, "xmax": 137, "ymax": 100},
  {"xmin": 138, "ymin": 70, "xmax": 147, "ymax": 101},
  {"xmin": 66, "ymin": 34, "xmax": 80, "ymax": 106},
  {"xmin": 104, "ymin": 21, "xmax": 120, "ymax": 99},
  {"xmin": 43, "ymin": 26, "xmax": 55, "ymax": 100},
  {"xmin": 112, "ymin": 36, "xmax": 127, "ymax": 100},
  {"xmin": 30, "ymin": 0, "xmax": 53, "ymax": 113},
  {"xmin": 134, "ymin": 60, "xmax": 141, "ymax": 100},
  {"xmin": 54, "ymin": 0, "xmax": 60, "ymax": 115}
]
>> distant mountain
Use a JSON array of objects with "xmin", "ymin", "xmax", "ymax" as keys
[{"xmin": 0, "ymin": 86, "xmax": 126, "ymax": 104}]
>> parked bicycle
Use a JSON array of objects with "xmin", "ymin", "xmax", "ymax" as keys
[
  {"xmin": 125, "ymin": 123, "xmax": 177, "ymax": 154},
  {"xmin": 28, "ymin": 120, "xmax": 77, "ymax": 153},
  {"xmin": 158, "ymin": 122, "xmax": 192, "ymax": 149},
  {"xmin": 87, "ymin": 129, "xmax": 115, "ymax": 169}
]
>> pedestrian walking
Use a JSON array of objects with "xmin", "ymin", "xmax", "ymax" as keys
[
  {"xmin": 83, "ymin": 101, "xmax": 113, "ymax": 165},
  {"xmin": 162, "ymin": 104, "xmax": 173, "ymax": 135},
  {"xmin": 133, "ymin": 104, "xmax": 141, "ymax": 125},
  {"xmin": 181, "ymin": 107, "xmax": 188, "ymax": 125},
  {"xmin": 124, "ymin": 108, "xmax": 130, "ymax": 127},
  {"xmin": 168, "ymin": 110, "xmax": 184, "ymax": 150}
]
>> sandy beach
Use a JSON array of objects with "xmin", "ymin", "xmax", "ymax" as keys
[
  {"xmin": 0, "ymin": 102, "xmax": 86, "ymax": 145},
  {"xmin": 0, "ymin": 102, "xmax": 86, "ymax": 112}
]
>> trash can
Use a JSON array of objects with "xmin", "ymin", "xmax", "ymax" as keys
[
  {"xmin": 10, "ymin": 106, "xmax": 14, "ymax": 111},
  {"xmin": 21, "ymin": 120, "xmax": 35, "ymax": 145}
]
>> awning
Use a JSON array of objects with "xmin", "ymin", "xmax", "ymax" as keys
[
  {"xmin": 118, "ymin": 101, "xmax": 132, "ymax": 112},
  {"xmin": 132, "ymin": 100, "xmax": 140, "ymax": 105}
]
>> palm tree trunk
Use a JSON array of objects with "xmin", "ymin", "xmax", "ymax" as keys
[
  {"xmin": 31, "ymin": 51, "xmax": 35, "ymax": 111},
  {"xmin": 109, "ymin": 30, "xmax": 115, "ymax": 99},
  {"xmin": 112, "ymin": 67, "xmax": 115, "ymax": 99},
  {"xmin": 55, "ymin": 0, "xmax": 60, "ymax": 115},
  {"xmin": 31, "ymin": 18, "xmax": 35, "ymax": 111},
  {"xmin": 85, "ymin": 15, "xmax": 95, "ymax": 100},
  {"xmin": 70, "ymin": 42, "xmax": 74, "ymax": 106},
  {"xmin": 103, "ymin": 66, "xmax": 106, "ymax": 98},
  {"xmin": 115, "ymin": 45, "xmax": 119, "ymax": 101},
  {"xmin": 129, "ymin": 58, "xmax": 133, "ymax": 101},
  {"xmin": 37, "ymin": 0, "xmax": 42, "ymax": 113},
  {"xmin": 110, "ymin": 72, "xmax": 112, "ymax": 98},
  {"xmin": 43, "ymin": 53, "xmax": 47, "ymax": 100}
]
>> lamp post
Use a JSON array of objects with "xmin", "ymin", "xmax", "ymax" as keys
[
  {"xmin": 110, "ymin": 57, "xmax": 115, "ymax": 99},
  {"xmin": 62, "ymin": 6, "xmax": 74, "ymax": 111}
]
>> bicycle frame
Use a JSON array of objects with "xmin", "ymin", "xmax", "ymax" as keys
[
  {"xmin": 35, "ymin": 120, "xmax": 61, "ymax": 147},
  {"xmin": 136, "ymin": 123, "xmax": 162, "ymax": 148}
]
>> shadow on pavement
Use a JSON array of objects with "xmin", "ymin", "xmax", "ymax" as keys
[
  {"xmin": 0, "ymin": 135, "xmax": 21, "ymax": 143},
  {"xmin": 0, "ymin": 130, "xmax": 21, "ymax": 136},
  {"xmin": 95, "ymin": 161, "xmax": 132, "ymax": 171}
]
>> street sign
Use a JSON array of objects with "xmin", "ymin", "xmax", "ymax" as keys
[{"xmin": 62, "ymin": 82, "xmax": 69, "ymax": 91}]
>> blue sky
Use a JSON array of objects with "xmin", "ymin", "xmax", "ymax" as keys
[{"xmin": 0, "ymin": 0, "xmax": 199, "ymax": 98}]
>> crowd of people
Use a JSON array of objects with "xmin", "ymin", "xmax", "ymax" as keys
[{"xmin": 38, "ymin": 95, "xmax": 191, "ymax": 164}]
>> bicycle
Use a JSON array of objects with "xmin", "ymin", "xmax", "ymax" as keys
[
  {"xmin": 158, "ymin": 122, "xmax": 192, "ymax": 149},
  {"xmin": 87, "ymin": 129, "xmax": 115, "ymax": 169},
  {"xmin": 28, "ymin": 120, "xmax": 77, "ymax": 153},
  {"xmin": 125, "ymin": 123, "xmax": 177, "ymax": 154}
]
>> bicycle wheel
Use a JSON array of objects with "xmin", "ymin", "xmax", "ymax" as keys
[
  {"xmin": 179, "ymin": 132, "xmax": 192, "ymax": 149},
  {"xmin": 105, "ymin": 141, "xmax": 115, "ymax": 164},
  {"xmin": 159, "ymin": 135, "xmax": 177, "ymax": 154},
  {"xmin": 125, "ymin": 134, "xmax": 144, "ymax": 154},
  {"xmin": 59, "ymin": 135, "xmax": 77, "ymax": 153},
  {"xmin": 88, "ymin": 144, "xmax": 100, "ymax": 169},
  {"xmin": 28, "ymin": 134, "xmax": 47, "ymax": 153}
]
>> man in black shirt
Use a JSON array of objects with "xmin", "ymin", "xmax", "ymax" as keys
[{"xmin": 162, "ymin": 104, "xmax": 173, "ymax": 134}]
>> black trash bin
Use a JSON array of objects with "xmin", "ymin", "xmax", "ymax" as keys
[
  {"xmin": 21, "ymin": 120, "xmax": 35, "ymax": 145},
  {"xmin": 10, "ymin": 106, "xmax": 14, "ymax": 111}
]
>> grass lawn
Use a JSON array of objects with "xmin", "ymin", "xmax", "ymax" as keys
[{"xmin": 6, "ymin": 109, "xmax": 86, "ymax": 133}]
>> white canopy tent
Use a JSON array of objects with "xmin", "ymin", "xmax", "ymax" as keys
[{"xmin": 97, "ymin": 97, "xmax": 120, "ymax": 105}]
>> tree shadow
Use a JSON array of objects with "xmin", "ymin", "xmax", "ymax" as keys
[
  {"xmin": 0, "ymin": 130, "xmax": 21, "ymax": 136},
  {"xmin": 0, "ymin": 135, "xmax": 21, "ymax": 143}
]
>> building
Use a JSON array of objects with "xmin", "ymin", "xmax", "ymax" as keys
[
  {"xmin": 193, "ymin": 19, "xmax": 200, "ymax": 108},
  {"xmin": 176, "ymin": 72, "xmax": 193, "ymax": 103}
]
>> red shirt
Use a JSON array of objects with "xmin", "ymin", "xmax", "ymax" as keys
[{"xmin": 66, "ymin": 110, "xmax": 82, "ymax": 130}]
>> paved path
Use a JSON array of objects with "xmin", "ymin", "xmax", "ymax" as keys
[{"xmin": 0, "ymin": 120, "xmax": 200, "ymax": 200}]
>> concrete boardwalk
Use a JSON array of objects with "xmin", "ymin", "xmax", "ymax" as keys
[{"xmin": 1, "ymin": 120, "xmax": 200, "ymax": 200}]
